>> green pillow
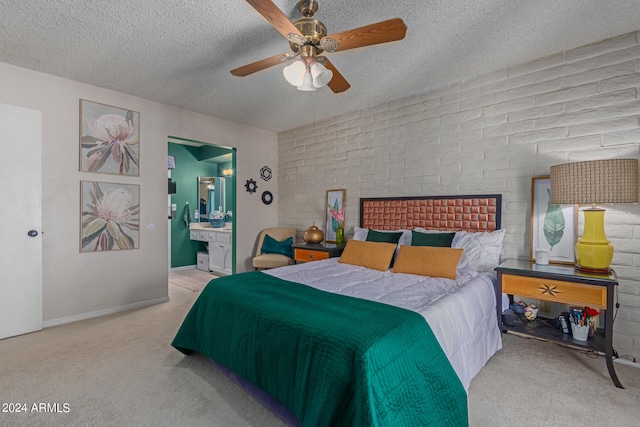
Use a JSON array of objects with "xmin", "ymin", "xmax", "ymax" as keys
[
  {"xmin": 411, "ymin": 230, "xmax": 456, "ymax": 247},
  {"xmin": 366, "ymin": 230, "xmax": 403, "ymax": 244},
  {"xmin": 261, "ymin": 234, "xmax": 293, "ymax": 258}
]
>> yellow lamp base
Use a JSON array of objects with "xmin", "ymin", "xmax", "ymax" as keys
[{"xmin": 575, "ymin": 208, "xmax": 613, "ymax": 273}]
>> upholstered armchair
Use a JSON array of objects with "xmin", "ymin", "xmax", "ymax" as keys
[{"xmin": 252, "ymin": 227, "xmax": 296, "ymax": 270}]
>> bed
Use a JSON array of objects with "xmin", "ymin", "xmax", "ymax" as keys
[{"xmin": 172, "ymin": 194, "xmax": 504, "ymax": 426}]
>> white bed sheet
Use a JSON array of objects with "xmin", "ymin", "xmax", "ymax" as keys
[{"xmin": 265, "ymin": 258, "xmax": 503, "ymax": 391}]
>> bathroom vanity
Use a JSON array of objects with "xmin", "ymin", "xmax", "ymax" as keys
[{"xmin": 189, "ymin": 223, "xmax": 232, "ymax": 275}]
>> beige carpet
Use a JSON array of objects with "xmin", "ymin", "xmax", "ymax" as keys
[
  {"xmin": 169, "ymin": 268, "xmax": 219, "ymax": 292},
  {"xmin": 0, "ymin": 269, "xmax": 638, "ymax": 426}
]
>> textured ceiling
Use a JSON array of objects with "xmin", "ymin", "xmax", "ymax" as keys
[{"xmin": 1, "ymin": 0, "xmax": 639, "ymax": 133}]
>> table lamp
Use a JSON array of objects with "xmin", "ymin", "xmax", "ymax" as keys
[{"xmin": 550, "ymin": 158, "xmax": 638, "ymax": 273}]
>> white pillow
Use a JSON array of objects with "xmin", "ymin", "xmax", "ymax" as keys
[
  {"xmin": 353, "ymin": 226, "xmax": 412, "ymax": 246},
  {"xmin": 451, "ymin": 229, "xmax": 506, "ymax": 272},
  {"xmin": 353, "ymin": 226, "xmax": 369, "ymax": 241}
]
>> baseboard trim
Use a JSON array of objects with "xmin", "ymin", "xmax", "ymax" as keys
[
  {"xmin": 170, "ymin": 265, "xmax": 196, "ymax": 271},
  {"xmin": 42, "ymin": 296, "xmax": 170, "ymax": 328},
  {"xmin": 614, "ymin": 357, "xmax": 640, "ymax": 368}
]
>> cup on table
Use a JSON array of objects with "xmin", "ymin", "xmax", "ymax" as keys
[{"xmin": 535, "ymin": 249, "xmax": 549, "ymax": 265}]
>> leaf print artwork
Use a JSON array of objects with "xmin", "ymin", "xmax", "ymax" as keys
[
  {"xmin": 543, "ymin": 187, "xmax": 565, "ymax": 251},
  {"xmin": 80, "ymin": 100, "xmax": 139, "ymax": 176},
  {"xmin": 325, "ymin": 189, "xmax": 346, "ymax": 243},
  {"xmin": 531, "ymin": 177, "xmax": 576, "ymax": 264},
  {"xmin": 81, "ymin": 181, "xmax": 140, "ymax": 252}
]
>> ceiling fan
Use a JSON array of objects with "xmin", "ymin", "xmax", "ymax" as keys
[{"xmin": 231, "ymin": 0, "xmax": 407, "ymax": 93}]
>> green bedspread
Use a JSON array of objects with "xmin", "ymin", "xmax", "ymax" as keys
[{"xmin": 172, "ymin": 271, "xmax": 467, "ymax": 426}]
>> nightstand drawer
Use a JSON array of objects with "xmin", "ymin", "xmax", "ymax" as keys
[
  {"xmin": 502, "ymin": 274, "xmax": 606, "ymax": 309},
  {"xmin": 294, "ymin": 248, "xmax": 329, "ymax": 262}
]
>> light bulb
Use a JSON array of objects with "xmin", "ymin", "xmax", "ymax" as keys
[
  {"xmin": 310, "ymin": 62, "xmax": 333, "ymax": 88},
  {"xmin": 297, "ymin": 71, "xmax": 316, "ymax": 91},
  {"xmin": 283, "ymin": 60, "xmax": 306, "ymax": 87}
]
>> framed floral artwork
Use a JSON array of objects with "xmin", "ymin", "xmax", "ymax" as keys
[
  {"xmin": 81, "ymin": 181, "xmax": 140, "ymax": 252},
  {"xmin": 530, "ymin": 176, "xmax": 577, "ymax": 264},
  {"xmin": 325, "ymin": 189, "xmax": 345, "ymax": 244},
  {"xmin": 80, "ymin": 99, "xmax": 140, "ymax": 176}
]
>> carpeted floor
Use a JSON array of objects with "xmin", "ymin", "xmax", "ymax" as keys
[
  {"xmin": 169, "ymin": 269, "xmax": 219, "ymax": 292},
  {"xmin": 0, "ymin": 269, "xmax": 638, "ymax": 426}
]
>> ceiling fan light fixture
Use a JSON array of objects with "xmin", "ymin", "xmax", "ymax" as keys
[
  {"xmin": 297, "ymin": 69, "xmax": 316, "ymax": 91},
  {"xmin": 232, "ymin": 1, "xmax": 408, "ymax": 94},
  {"xmin": 283, "ymin": 58, "xmax": 331, "ymax": 91},
  {"xmin": 310, "ymin": 62, "xmax": 333, "ymax": 88},
  {"xmin": 283, "ymin": 60, "xmax": 306, "ymax": 87}
]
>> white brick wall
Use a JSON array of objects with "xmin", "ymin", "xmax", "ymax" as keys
[{"xmin": 278, "ymin": 31, "xmax": 640, "ymax": 360}]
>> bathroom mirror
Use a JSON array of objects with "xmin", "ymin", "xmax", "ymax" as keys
[{"xmin": 197, "ymin": 176, "xmax": 225, "ymax": 221}]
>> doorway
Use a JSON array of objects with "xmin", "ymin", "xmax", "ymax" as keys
[{"xmin": 167, "ymin": 137, "xmax": 236, "ymax": 273}]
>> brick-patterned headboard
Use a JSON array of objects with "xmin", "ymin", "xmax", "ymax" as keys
[{"xmin": 360, "ymin": 194, "xmax": 502, "ymax": 232}]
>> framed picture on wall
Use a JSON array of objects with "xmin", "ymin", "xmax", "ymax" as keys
[
  {"xmin": 325, "ymin": 189, "xmax": 346, "ymax": 243},
  {"xmin": 80, "ymin": 99, "xmax": 140, "ymax": 176},
  {"xmin": 530, "ymin": 176, "xmax": 577, "ymax": 264},
  {"xmin": 81, "ymin": 181, "xmax": 140, "ymax": 252}
]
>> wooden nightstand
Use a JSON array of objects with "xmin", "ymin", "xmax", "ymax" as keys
[
  {"xmin": 292, "ymin": 243, "xmax": 345, "ymax": 263},
  {"xmin": 495, "ymin": 259, "xmax": 622, "ymax": 388}
]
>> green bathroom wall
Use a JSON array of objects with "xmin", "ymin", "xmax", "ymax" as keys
[{"xmin": 169, "ymin": 143, "xmax": 218, "ymax": 268}]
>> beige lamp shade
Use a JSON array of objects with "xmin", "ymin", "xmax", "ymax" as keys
[
  {"xmin": 550, "ymin": 159, "xmax": 638, "ymax": 205},
  {"xmin": 549, "ymin": 158, "xmax": 638, "ymax": 272}
]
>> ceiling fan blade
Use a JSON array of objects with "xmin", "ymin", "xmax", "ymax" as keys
[
  {"xmin": 245, "ymin": 0, "xmax": 304, "ymax": 40},
  {"xmin": 321, "ymin": 59, "xmax": 351, "ymax": 93},
  {"xmin": 231, "ymin": 52, "xmax": 290, "ymax": 77},
  {"xmin": 326, "ymin": 18, "xmax": 407, "ymax": 52}
]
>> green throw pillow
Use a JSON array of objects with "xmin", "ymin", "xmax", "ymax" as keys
[
  {"xmin": 411, "ymin": 230, "xmax": 456, "ymax": 247},
  {"xmin": 366, "ymin": 230, "xmax": 403, "ymax": 244},
  {"xmin": 261, "ymin": 234, "xmax": 294, "ymax": 258}
]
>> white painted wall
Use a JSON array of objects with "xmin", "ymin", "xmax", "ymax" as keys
[
  {"xmin": 278, "ymin": 32, "xmax": 640, "ymax": 360},
  {"xmin": 0, "ymin": 62, "xmax": 277, "ymax": 325}
]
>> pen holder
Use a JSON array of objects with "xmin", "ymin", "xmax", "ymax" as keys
[{"xmin": 570, "ymin": 322, "xmax": 589, "ymax": 341}]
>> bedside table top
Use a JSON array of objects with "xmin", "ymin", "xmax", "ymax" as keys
[
  {"xmin": 497, "ymin": 259, "xmax": 617, "ymax": 284},
  {"xmin": 292, "ymin": 243, "xmax": 344, "ymax": 250}
]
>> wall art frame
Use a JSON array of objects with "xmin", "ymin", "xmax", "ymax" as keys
[
  {"xmin": 530, "ymin": 176, "xmax": 577, "ymax": 265},
  {"xmin": 325, "ymin": 189, "xmax": 346, "ymax": 243},
  {"xmin": 81, "ymin": 180, "xmax": 140, "ymax": 252},
  {"xmin": 80, "ymin": 99, "xmax": 140, "ymax": 176}
]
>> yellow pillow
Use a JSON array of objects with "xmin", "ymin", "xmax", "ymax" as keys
[
  {"xmin": 392, "ymin": 246, "xmax": 463, "ymax": 279},
  {"xmin": 338, "ymin": 240, "xmax": 397, "ymax": 271}
]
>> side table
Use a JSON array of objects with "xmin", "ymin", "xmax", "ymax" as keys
[
  {"xmin": 495, "ymin": 259, "xmax": 622, "ymax": 388},
  {"xmin": 292, "ymin": 243, "xmax": 344, "ymax": 263}
]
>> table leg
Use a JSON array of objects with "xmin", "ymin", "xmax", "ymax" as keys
[
  {"xmin": 606, "ymin": 287, "xmax": 624, "ymax": 388},
  {"xmin": 606, "ymin": 351, "xmax": 624, "ymax": 389}
]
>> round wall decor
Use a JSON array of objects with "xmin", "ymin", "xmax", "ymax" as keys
[
  {"xmin": 261, "ymin": 191, "xmax": 273, "ymax": 205},
  {"xmin": 260, "ymin": 166, "xmax": 272, "ymax": 181},
  {"xmin": 245, "ymin": 178, "xmax": 258, "ymax": 194}
]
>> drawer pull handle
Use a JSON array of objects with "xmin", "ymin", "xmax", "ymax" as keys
[
  {"xmin": 538, "ymin": 283, "xmax": 562, "ymax": 297},
  {"xmin": 308, "ymin": 253, "xmax": 315, "ymax": 260}
]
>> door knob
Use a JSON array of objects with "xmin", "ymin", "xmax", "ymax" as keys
[{"xmin": 27, "ymin": 230, "xmax": 38, "ymax": 237}]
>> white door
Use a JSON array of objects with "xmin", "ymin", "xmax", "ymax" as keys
[{"xmin": 0, "ymin": 103, "xmax": 42, "ymax": 339}]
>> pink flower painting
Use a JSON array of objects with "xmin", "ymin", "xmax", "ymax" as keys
[
  {"xmin": 81, "ymin": 181, "xmax": 140, "ymax": 252},
  {"xmin": 80, "ymin": 100, "xmax": 139, "ymax": 176}
]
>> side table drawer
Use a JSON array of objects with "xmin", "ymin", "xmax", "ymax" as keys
[
  {"xmin": 294, "ymin": 248, "xmax": 329, "ymax": 262},
  {"xmin": 502, "ymin": 274, "xmax": 606, "ymax": 309}
]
